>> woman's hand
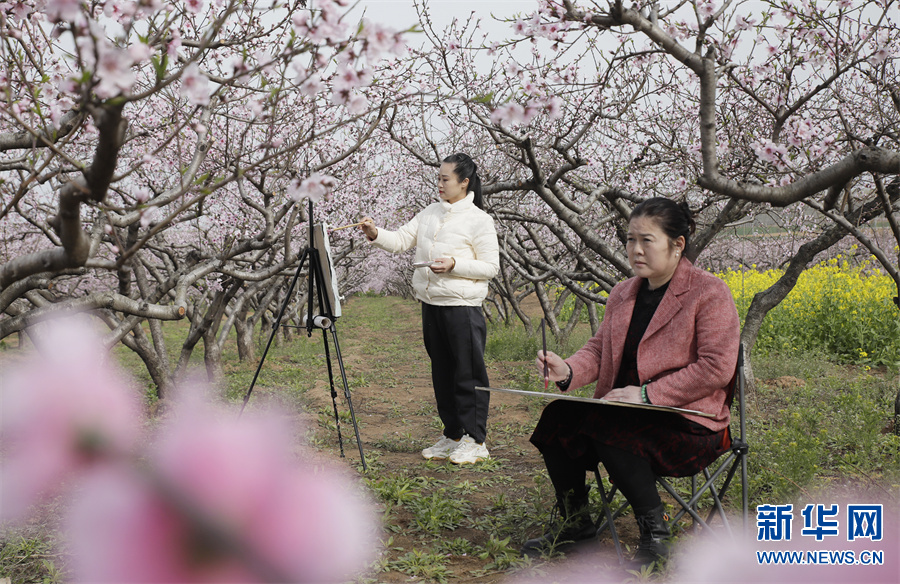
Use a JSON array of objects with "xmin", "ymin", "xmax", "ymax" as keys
[
  {"xmin": 359, "ymin": 217, "xmax": 378, "ymax": 240},
  {"xmin": 431, "ymin": 257, "xmax": 455, "ymax": 274},
  {"xmin": 604, "ymin": 385, "xmax": 642, "ymax": 404},
  {"xmin": 535, "ymin": 350, "xmax": 570, "ymax": 383}
]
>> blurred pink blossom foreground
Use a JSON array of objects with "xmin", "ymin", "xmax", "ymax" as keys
[{"xmin": 0, "ymin": 320, "xmax": 377, "ymax": 582}]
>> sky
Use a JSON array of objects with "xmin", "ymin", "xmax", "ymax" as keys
[{"xmin": 350, "ymin": 0, "xmax": 538, "ymax": 38}]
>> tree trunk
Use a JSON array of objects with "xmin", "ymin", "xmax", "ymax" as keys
[
  {"xmin": 97, "ymin": 311, "xmax": 174, "ymax": 401},
  {"xmin": 175, "ymin": 293, "xmax": 209, "ymax": 378},
  {"xmin": 199, "ymin": 280, "xmax": 242, "ymax": 384},
  {"xmin": 234, "ymin": 308, "xmax": 255, "ymax": 362}
]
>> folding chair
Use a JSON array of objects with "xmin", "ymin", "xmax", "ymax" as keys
[{"xmin": 594, "ymin": 344, "xmax": 749, "ymax": 562}]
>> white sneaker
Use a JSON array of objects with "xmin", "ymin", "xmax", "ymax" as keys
[
  {"xmin": 449, "ymin": 435, "xmax": 490, "ymax": 465},
  {"xmin": 422, "ymin": 435, "xmax": 461, "ymax": 460}
]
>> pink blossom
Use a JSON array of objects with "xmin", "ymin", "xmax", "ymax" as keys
[
  {"xmin": 490, "ymin": 102, "xmax": 526, "ymax": 127},
  {"xmin": 66, "ymin": 398, "xmax": 377, "ymax": 583},
  {"xmin": 288, "ymin": 172, "xmax": 337, "ymax": 202},
  {"xmin": 543, "ymin": 95, "xmax": 563, "ymax": 120},
  {"xmin": 229, "ymin": 55, "xmax": 250, "ymax": 78},
  {"xmin": 347, "ymin": 93, "xmax": 369, "ymax": 115},
  {"xmin": 388, "ymin": 35, "xmax": 408, "ymax": 58},
  {"xmin": 361, "ymin": 20, "xmax": 401, "ymax": 59},
  {"xmin": 292, "ymin": 10, "xmax": 311, "ymax": 35},
  {"xmin": 180, "ymin": 63, "xmax": 211, "ymax": 106},
  {"xmin": 0, "ymin": 321, "xmax": 141, "ymax": 522},
  {"xmin": 304, "ymin": 2, "xmax": 348, "ymax": 43},
  {"xmin": 523, "ymin": 103, "xmax": 541, "ymax": 123},
  {"xmin": 698, "ymin": 1, "xmax": 716, "ymax": 19},
  {"xmin": 104, "ymin": 0, "xmax": 138, "ymax": 20},
  {"xmin": 248, "ymin": 97, "xmax": 265, "ymax": 118},
  {"xmin": 299, "ymin": 73, "xmax": 324, "ymax": 96},
  {"xmin": 46, "ymin": 0, "xmax": 82, "ymax": 22},
  {"xmin": 522, "ymin": 81, "xmax": 539, "ymax": 95},
  {"xmin": 184, "ymin": 0, "xmax": 204, "ymax": 14},
  {"xmin": 869, "ymin": 47, "xmax": 891, "ymax": 65},
  {"xmin": 128, "ymin": 42, "xmax": 153, "ymax": 64},
  {"xmin": 58, "ymin": 76, "xmax": 80, "ymax": 94},
  {"xmin": 7, "ymin": 0, "xmax": 32, "ymax": 19},
  {"xmin": 489, "ymin": 100, "xmax": 541, "ymax": 127},
  {"xmin": 253, "ymin": 50, "xmax": 275, "ymax": 74},
  {"xmin": 95, "ymin": 45, "xmax": 136, "ymax": 98},
  {"xmin": 735, "ymin": 15, "xmax": 755, "ymax": 30},
  {"xmin": 753, "ymin": 139, "xmax": 789, "ymax": 169},
  {"xmin": 333, "ymin": 66, "xmax": 372, "ymax": 93},
  {"xmin": 167, "ymin": 28, "xmax": 182, "ymax": 59}
]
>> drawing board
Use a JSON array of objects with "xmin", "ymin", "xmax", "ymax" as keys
[
  {"xmin": 312, "ymin": 223, "xmax": 341, "ymax": 318},
  {"xmin": 476, "ymin": 386, "xmax": 716, "ymax": 418}
]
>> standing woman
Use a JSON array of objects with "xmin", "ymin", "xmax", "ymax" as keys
[
  {"xmin": 360, "ymin": 153, "xmax": 499, "ymax": 464},
  {"xmin": 523, "ymin": 198, "xmax": 740, "ymax": 566}
]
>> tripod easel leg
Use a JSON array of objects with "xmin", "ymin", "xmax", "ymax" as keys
[
  {"xmin": 241, "ymin": 248, "xmax": 310, "ymax": 415},
  {"xmin": 328, "ymin": 324, "xmax": 366, "ymax": 470},
  {"xmin": 241, "ymin": 202, "xmax": 366, "ymax": 472}
]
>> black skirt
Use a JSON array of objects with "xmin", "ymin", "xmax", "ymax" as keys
[{"xmin": 529, "ymin": 399, "xmax": 730, "ymax": 477}]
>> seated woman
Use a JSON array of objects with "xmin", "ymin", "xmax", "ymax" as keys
[{"xmin": 523, "ymin": 197, "xmax": 740, "ymax": 566}]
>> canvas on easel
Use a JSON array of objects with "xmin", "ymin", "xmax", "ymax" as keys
[{"xmin": 312, "ymin": 223, "xmax": 341, "ymax": 319}]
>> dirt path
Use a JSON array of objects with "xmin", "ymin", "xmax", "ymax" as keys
[{"xmin": 294, "ymin": 295, "xmax": 636, "ymax": 583}]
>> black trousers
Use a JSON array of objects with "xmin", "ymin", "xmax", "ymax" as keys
[
  {"xmin": 421, "ymin": 303, "xmax": 490, "ymax": 443},
  {"xmin": 539, "ymin": 440, "xmax": 662, "ymax": 515}
]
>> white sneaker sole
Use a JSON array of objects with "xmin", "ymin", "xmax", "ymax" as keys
[
  {"xmin": 449, "ymin": 457, "xmax": 488, "ymax": 465},
  {"xmin": 450, "ymin": 451, "xmax": 490, "ymax": 465}
]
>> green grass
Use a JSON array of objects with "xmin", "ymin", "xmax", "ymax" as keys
[
  {"xmin": 747, "ymin": 353, "xmax": 900, "ymax": 502},
  {"xmin": 485, "ymin": 319, "xmax": 593, "ymax": 363},
  {"xmin": 0, "ymin": 532, "xmax": 65, "ymax": 584}
]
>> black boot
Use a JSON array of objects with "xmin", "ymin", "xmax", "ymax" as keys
[
  {"xmin": 521, "ymin": 490, "xmax": 596, "ymax": 557},
  {"xmin": 632, "ymin": 504, "xmax": 670, "ymax": 567}
]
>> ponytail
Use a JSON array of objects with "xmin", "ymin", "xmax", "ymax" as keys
[{"xmin": 442, "ymin": 153, "xmax": 483, "ymax": 209}]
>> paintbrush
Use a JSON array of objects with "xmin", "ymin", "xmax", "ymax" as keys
[
  {"xmin": 541, "ymin": 317, "xmax": 549, "ymax": 390},
  {"xmin": 329, "ymin": 221, "xmax": 365, "ymax": 232}
]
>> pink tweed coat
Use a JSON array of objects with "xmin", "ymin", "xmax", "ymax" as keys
[{"xmin": 565, "ymin": 258, "xmax": 740, "ymax": 432}]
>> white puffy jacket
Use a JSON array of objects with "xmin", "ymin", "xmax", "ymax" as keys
[{"xmin": 371, "ymin": 192, "xmax": 499, "ymax": 306}]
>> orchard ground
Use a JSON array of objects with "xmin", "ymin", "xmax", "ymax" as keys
[
  {"xmin": 215, "ymin": 294, "xmax": 900, "ymax": 583},
  {"xmin": 2, "ymin": 293, "xmax": 899, "ymax": 583}
]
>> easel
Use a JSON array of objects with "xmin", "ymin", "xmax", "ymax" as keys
[{"xmin": 241, "ymin": 200, "xmax": 366, "ymax": 471}]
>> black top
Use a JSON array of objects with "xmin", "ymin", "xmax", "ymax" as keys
[
  {"xmin": 556, "ymin": 278, "xmax": 670, "ymax": 393},
  {"xmin": 614, "ymin": 279, "xmax": 669, "ymax": 389}
]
